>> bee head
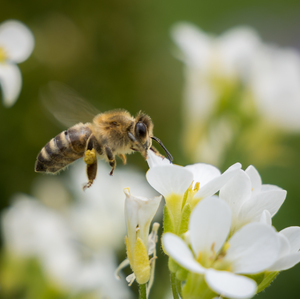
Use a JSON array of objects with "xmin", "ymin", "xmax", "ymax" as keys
[
  {"xmin": 128, "ymin": 111, "xmax": 173, "ymax": 162},
  {"xmin": 134, "ymin": 112, "xmax": 153, "ymax": 150}
]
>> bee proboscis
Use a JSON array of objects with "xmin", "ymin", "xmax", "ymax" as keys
[{"xmin": 35, "ymin": 83, "xmax": 173, "ymax": 190}]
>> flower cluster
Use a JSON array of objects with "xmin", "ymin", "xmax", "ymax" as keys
[
  {"xmin": 1, "ymin": 160, "xmax": 157, "ymax": 299},
  {"xmin": 172, "ymin": 23, "xmax": 300, "ymax": 166},
  {"xmin": 145, "ymin": 151, "xmax": 300, "ymax": 299}
]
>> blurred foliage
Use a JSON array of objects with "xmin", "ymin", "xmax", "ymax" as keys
[
  {"xmin": 0, "ymin": 252, "xmax": 72, "ymax": 299},
  {"xmin": 1, "ymin": 0, "xmax": 300, "ymax": 298}
]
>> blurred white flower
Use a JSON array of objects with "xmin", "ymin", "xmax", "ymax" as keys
[
  {"xmin": 172, "ymin": 23, "xmax": 260, "ymax": 80},
  {"xmin": 1, "ymin": 160, "xmax": 157, "ymax": 298},
  {"xmin": 2, "ymin": 194, "xmax": 73, "ymax": 259},
  {"xmin": 162, "ymin": 197, "xmax": 281, "ymax": 299},
  {"xmin": 172, "ymin": 23, "xmax": 260, "ymax": 124},
  {"xmin": 250, "ymin": 45, "xmax": 300, "ymax": 131},
  {"xmin": 172, "ymin": 22, "xmax": 300, "ymax": 165},
  {"xmin": 219, "ymin": 165, "xmax": 286, "ymax": 233},
  {"xmin": 1, "ymin": 194, "xmax": 132, "ymax": 298},
  {"xmin": 0, "ymin": 20, "xmax": 34, "ymax": 107}
]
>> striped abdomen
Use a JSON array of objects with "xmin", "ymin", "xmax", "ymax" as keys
[{"xmin": 35, "ymin": 123, "xmax": 92, "ymax": 173}]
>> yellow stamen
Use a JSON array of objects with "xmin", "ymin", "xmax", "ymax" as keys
[
  {"xmin": 193, "ymin": 181, "xmax": 200, "ymax": 193},
  {"xmin": 223, "ymin": 241, "xmax": 230, "ymax": 251},
  {"xmin": 0, "ymin": 47, "xmax": 7, "ymax": 63},
  {"xmin": 182, "ymin": 181, "xmax": 201, "ymax": 208}
]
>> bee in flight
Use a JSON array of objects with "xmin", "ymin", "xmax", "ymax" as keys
[{"xmin": 35, "ymin": 83, "xmax": 173, "ymax": 190}]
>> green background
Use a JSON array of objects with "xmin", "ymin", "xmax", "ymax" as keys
[{"xmin": 1, "ymin": 0, "xmax": 300, "ymax": 298}]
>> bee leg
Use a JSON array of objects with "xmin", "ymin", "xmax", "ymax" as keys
[
  {"xmin": 83, "ymin": 134, "xmax": 101, "ymax": 190},
  {"xmin": 150, "ymin": 145, "xmax": 164, "ymax": 158},
  {"xmin": 118, "ymin": 154, "xmax": 127, "ymax": 165},
  {"xmin": 104, "ymin": 146, "xmax": 116, "ymax": 175},
  {"xmin": 83, "ymin": 159, "xmax": 98, "ymax": 190}
]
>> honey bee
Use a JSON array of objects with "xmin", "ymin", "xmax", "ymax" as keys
[{"xmin": 35, "ymin": 83, "xmax": 173, "ymax": 190}]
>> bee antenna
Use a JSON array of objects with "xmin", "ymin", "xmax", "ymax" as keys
[{"xmin": 151, "ymin": 136, "xmax": 173, "ymax": 162}]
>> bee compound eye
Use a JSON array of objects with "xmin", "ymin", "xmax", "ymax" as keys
[{"xmin": 136, "ymin": 122, "xmax": 147, "ymax": 138}]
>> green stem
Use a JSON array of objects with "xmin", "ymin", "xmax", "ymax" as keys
[
  {"xmin": 176, "ymin": 278, "xmax": 182, "ymax": 298},
  {"xmin": 139, "ymin": 283, "xmax": 147, "ymax": 299},
  {"xmin": 171, "ymin": 272, "xmax": 180, "ymax": 299}
]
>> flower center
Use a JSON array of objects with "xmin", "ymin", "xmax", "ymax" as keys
[
  {"xmin": 196, "ymin": 250, "xmax": 215, "ymax": 268},
  {"xmin": 212, "ymin": 242, "xmax": 232, "ymax": 271},
  {"xmin": 196, "ymin": 241, "xmax": 232, "ymax": 271},
  {"xmin": 0, "ymin": 47, "xmax": 7, "ymax": 62}
]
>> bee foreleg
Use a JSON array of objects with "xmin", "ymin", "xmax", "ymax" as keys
[
  {"xmin": 104, "ymin": 146, "xmax": 116, "ymax": 176},
  {"xmin": 150, "ymin": 145, "xmax": 164, "ymax": 158},
  {"xmin": 118, "ymin": 154, "xmax": 127, "ymax": 165}
]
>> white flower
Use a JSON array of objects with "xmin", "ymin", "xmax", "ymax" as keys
[
  {"xmin": 124, "ymin": 189, "xmax": 161, "ymax": 252},
  {"xmin": 260, "ymin": 210, "xmax": 300, "ymax": 272},
  {"xmin": 146, "ymin": 151, "xmax": 241, "ymax": 236},
  {"xmin": 219, "ymin": 165, "xmax": 287, "ymax": 233},
  {"xmin": 147, "ymin": 150, "xmax": 241, "ymax": 206},
  {"xmin": 162, "ymin": 197, "xmax": 281, "ymax": 299},
  {"xmin": 124, "ymin": 188, "xmax": 161, "ymax": 285},
  {"xmin": 0, "ymin": 20, "xmax": 34, "ymax": 107}
]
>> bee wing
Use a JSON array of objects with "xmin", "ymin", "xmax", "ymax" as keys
[{"xmin": 40, "ymin": 82, "xmax": 100, "ymax": 128}]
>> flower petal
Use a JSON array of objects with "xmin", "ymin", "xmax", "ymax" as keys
[
  {"xmin": 261, "ymin": 184, "xmax": 283, "ymax": 192},
  {"xmin": 195, "ymin": 163, "xmax": 242, "ymax": 199},
  {"xmin": 124, "ymin": 189, "xmax": 161, "ymax": 249},
  {"xmin": 279, "ymin": 226, "xmax": 300, "ymax": 253},
  {"xmin": 245, "ymin": 165, "xmax": 262, "ymax": 192},
  {"xmin": 259, "ymin": 210, "xmax": 272, "ymax": 226},
  {"xmin": 162, "ymin": 233, "xmax": 205, "ymax": 274},
  {"xmin": 205, "ymin": 269, "xmax": 257, "ymax": 299},
  {"xmin": 268, "ymin": 252, "xmax": 300, "ymax": 271},
  {"xmin": 219, "ymin": 169, "xmax": 251, "ymax": 216},
  {"xmin": 0, "ymin": 20, "xmax": 35, "ymax": 63},
  {"xmin": 189, "ymin": 197, "xmax": 231, "ymax": 255},
  {"xmin": 0, "ymin": 63, "xmax": 22, "ymax": 107},
  {"xmin": 276, "ymin": 234, "xmax": 291, "ymax": 259},
  {"xmin": 146, "ymin": 150, "xmax": 171, "ymax": 168},
  {"xmin": 146, "ymin": 165, "xmax": 193, "ymax": 198},
  {"xmin": 185, "ymin": 163, "xmax": 220, "ymax": 186},
  {"xmin": 226, "ymin": 223, "xmax": 280, "ymax": 274},
  {"xmin": 239, "ymin": 189, "xmax": 286, "ymax": 223}
]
